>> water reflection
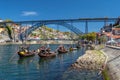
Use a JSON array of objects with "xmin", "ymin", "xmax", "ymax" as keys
[
  {"xmin": 18, "ymin": 57, "xmax": 34, "ymax": 65},
  {"xmin": 38, "ymin": 57, "xmax": 55, "ymax": 65}
]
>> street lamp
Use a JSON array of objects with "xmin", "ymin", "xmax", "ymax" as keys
[{"xmin": 110, "ymin": 29, "xmax": 113, "ymax": 46}]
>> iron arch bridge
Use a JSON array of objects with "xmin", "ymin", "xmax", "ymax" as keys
[
  {"xmin": 19, "ymin": 17, "xmax": 120, "ymax": 41},
  {"xmin": 21, "ymin": 21, "xmax": 83, "ymax": 38},
  {"xmin": 0, "ymin": 17, "xmax": 119, "ymax": 41}
]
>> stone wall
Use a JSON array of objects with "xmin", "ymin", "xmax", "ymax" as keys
[{"xmin": 72, "ymin": 50, "xmax": 106, "ymax": 71}]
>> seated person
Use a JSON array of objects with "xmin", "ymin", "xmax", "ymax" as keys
[{"xmin": 46, "ymin": 48, "xmax": 51, "ymax": 53}]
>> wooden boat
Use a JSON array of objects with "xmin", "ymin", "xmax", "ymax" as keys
[
  {"xmin": 38, "ymin": 52, "xmax": 56, "ymax": 58},
  {"xmin": 18, "ymin": 51, "xmax": 35, "ymax": 57},
  {"xmin": 57, "ymin": 46, "xmax": 68, "ymax": 54}
]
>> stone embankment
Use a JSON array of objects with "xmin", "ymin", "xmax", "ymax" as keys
[{"xmin": 72, "ymin": 50, "xmax": 106, "ymax": 70}]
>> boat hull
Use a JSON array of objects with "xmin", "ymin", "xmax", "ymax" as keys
[
  {"xmin": 38, "ymin": 52, "xmax": 56, "ymax": 58},
  {"xmin": 57, "ymin": 50, "xmax": 68, "ymax": 54},
  {"xmin": 18, "ymin": 51, "xmax": 35, "ymax": 57}
]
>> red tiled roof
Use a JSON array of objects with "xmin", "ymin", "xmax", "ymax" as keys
[
  {"xmin": 112, "ymin": 28, "xmax": 120, "ymax": 30},
  {"xmin": 102, "ymin": 32, "xmax": 120, "ymax": 39},
  {"xmin": 112, "ymin": 35, "xmax": 120, "ymax": 39},
  {"xmin": 103, "ymin": 32, "xmax": 111, "ymax": 37}
]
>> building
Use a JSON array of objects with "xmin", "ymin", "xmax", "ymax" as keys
[
  {"xmin": 112, "ymin": 28, "xmax": 120, "ymax": 42},
  {"xmin": 0, "ymin": 19, "xmax": 3, "ymax": 22},
  {"xmin": 100, "ymin": 17, "xmax": 120, "ymax": 42},
  {"xmin": 100, "ymin": 24, "xmax": 113, "ymax": 34},
  {"xmin": 0, "ymin": 28, "xmax": 5, "ymax": 33}
]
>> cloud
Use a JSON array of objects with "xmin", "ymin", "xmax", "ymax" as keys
[{"xmin": 21, "ymin": 11, "xmax": 38, "ymax": 16}]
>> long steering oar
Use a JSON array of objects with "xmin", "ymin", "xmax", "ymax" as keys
[{"xmin": 9, "ymin": 49, "xmax": 19, "ymax": 62}]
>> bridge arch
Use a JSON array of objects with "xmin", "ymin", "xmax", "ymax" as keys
[{"xmin": 20, "ymin": 22, "xmax": 83, "ymax": 40}]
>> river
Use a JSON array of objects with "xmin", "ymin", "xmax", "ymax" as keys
[{"xmin": 0, "ymin": 44, "xmax": 103, "ymax": 80}]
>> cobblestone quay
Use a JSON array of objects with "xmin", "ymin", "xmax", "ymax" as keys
[{"xmin": 102, "ymin": 46, "xmax": 120, "ymax": 80}]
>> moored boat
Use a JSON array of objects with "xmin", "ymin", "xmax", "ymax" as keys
[
  {"xmin": 57, "ymin": 45, "xmax": 68, "ymax": 54},
  {"xmin": 58, "ymin": 49, "xmax": 68, "ymax": 54},
  {"xmin": 18, "ymin": 51, "xmax": 35, "ymax": 57},
  {"xmin": 17, "ymin": 45, "xmax": 35, "ymax": 57},
  {"xmin": 38, "ymin": 46, "xmax": 56, "ymax": 58}
]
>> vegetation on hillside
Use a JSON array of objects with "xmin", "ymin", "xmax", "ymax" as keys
[
  {"xmin": 4, "ymin": 19, "xmax": 13, "ymax": 40},
  {"xmin": 30, "ymin": 26, "xmax": 72, "ymax": 39},
  {"xmin": 79, "ymin": 32, "xmax": 96, "ymax": 41},
  {"xmin": 6, "ymin": 26, "xmax": 13, "ymax": 40}
]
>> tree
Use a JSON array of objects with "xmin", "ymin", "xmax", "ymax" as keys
[
  {"xmin": 4, "ymin": 19, "xmax": 13, "ymax": 40},
  {"xmin": 87, "ymin": 32, "xmax": 96, "ymax": 41},
  {"xmin": 4, "ymin": 19, "xmax": 13, "ymax": 22},
  {"xmin": 6, "ymin": 26, "xmax": 13, "ymax": 40},
  {"xmin": 115, "ymin": 25, "xmax": 120, "ymax": 28},
  {"xmin": 79, "ymin": 32, "xmax": 96, "ymax": 41},
  {"xmin": 63, "ymin": 32, "xmax": 70, "ymax": 35}
]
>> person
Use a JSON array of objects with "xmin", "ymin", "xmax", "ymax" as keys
[
  {"xmin": 46, "ymin": 47, "xmax": 51, "ymax": 53},
  {"xmin": 40, "ymin": 46, "xmax": 46, "ymax": 54},
  {"xmin": 33, "ymin": 50, "xmax": 36, "ymax": 54},
  {"xmin": 24, "ymin": 49, "xmax": 28, "ymax": 53},
  {"xmin": 62, "ymin": 46, "xmax": 66, "ymax": 51},
  {"xmin": 69, "ymin": 46, "xmax": 73, "ymax": 51},
  {"xmin": 57, "ymin": 46, "xmax": 62, "ymax": 51},
  {"xmin": 89, "ymin": 40, "xmax": 92, "ymax": 44},
  {"xmin": 37, "ymin": 49, "xmax": 40, "ymax": 53}
]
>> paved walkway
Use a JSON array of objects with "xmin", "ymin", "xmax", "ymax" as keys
[{"xmin": 102, "ymin": 46, "xmax": 120, "ymax": 80}]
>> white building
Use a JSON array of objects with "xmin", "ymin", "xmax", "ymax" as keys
[{"xmin": 0, "ymin": 19, "xmax": 3, "ymax": 22}]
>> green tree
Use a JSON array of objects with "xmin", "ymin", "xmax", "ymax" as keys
[
  {"xmin": 115, "ymin": 25, "xmax": 120, "ymax": 28},
  {"xmin": 63, "ymin": 32, "xmax": 70, "ymax": 35},
  {"xmin": 4, "ymin": 19, "xmax": 13, "ymax": 40},
  {"xmin": 79, "ymin": 32, "xmax": 96, "ymax": 41},
  {"xmin": 87, "ymin": 32, "xmax": 96, "ymax": 41},
  {"xmin": 4, "ymin": 19, "xmax": 13, "ymax": 22},
  {"xmin": 6, "ymin": 26, "xmax": 13, "ymax": 40}
]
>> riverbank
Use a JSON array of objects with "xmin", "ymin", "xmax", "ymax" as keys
[
  {"xmin": 0, "ymin": 40, "xmax": 77, "ymax": 45},
  {"xmin": 71, "ymin": 44, "xmax": 110, "ymax": 80},
  {"xmin": 72, "ymin": 49, "xmax": 106, "ymax": 70}
]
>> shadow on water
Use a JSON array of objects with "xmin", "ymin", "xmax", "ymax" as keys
[
  {"xmin": 38, "ymin": 56, "xmax": 56, "ymax": 65},
  {"xmin": 17, "ymin": 57, "xmax": 34, "ymax": 64}
]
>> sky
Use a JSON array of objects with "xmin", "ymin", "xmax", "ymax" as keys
[{"xmin": 0, "ymin": 0, "xmax": 120, "ymax": 32}]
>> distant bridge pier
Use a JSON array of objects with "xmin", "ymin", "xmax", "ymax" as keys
[{"xmin": 85, "ymin": 21, "xmax": 88, "ymax": 34}]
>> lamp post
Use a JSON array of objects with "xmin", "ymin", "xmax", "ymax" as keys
[{"xmin": 110, "ymin": 29, "xmax": 113, "ymax": 46}]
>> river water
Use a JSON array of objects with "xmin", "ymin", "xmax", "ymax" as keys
[{"xmin": 0, "ymin": 44, "xmax": 103, "ymax": 80}]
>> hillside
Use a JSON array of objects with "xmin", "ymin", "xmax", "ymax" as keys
[{"xmin": 28, "ymin": 26, "xmax": 77, "ymax": 40}]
